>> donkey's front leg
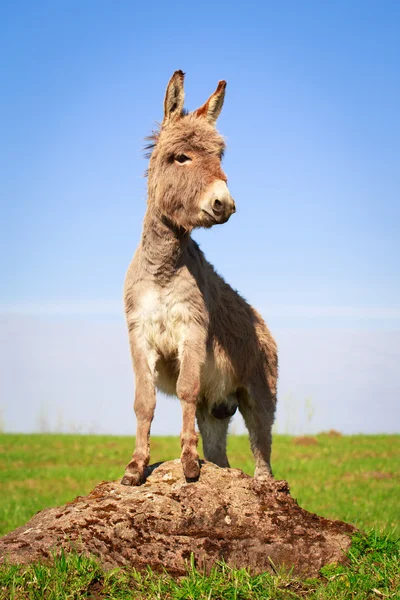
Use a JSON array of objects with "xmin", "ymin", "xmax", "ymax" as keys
[
  {"xmin": 121, "ymin": 352, "xmax": 156, "ymax": 486},
  {"xmin": 176, "ymin": 341, "xmax": 204, "ymax": 480}
]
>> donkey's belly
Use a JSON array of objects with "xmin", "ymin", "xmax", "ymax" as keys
[
  {"xmin": 155, "ymin": 356, "xmax": 179, "ymax": 396},
  {"xmin": 155, "ymin": 353, "xmax": 237, "ymax": 402},
  {"xmin": 200, "ymin": 354, "xmax": 237, "ymax": 404}
]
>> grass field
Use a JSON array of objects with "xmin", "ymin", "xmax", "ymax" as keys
[{"xmin": 0, "ymin": 433, "xmax": 399, "ymax": 598}]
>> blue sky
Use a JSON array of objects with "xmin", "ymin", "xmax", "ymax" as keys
[{"xmin": 1, "ymin": 1, "xmax": 399, "ymax": 434}]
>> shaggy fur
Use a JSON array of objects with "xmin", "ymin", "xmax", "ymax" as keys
[{"xmin": 121, "ymin": 71, "xmax": 277, "ymax": 485}]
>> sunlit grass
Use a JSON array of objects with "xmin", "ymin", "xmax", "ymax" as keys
[
  {"xmin": 1, "ymin": 433, "xmax": 398, "ymax": 537},
  {"xmin": 0, "ymin": 532, "xmax": 398, "ymax": 599},
  {"xmin": 0, "ymin": 434, "xmax": 399, "ymax": 598}
]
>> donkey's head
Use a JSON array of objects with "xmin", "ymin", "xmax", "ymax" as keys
[{"xmin": 146, "ymin": 71, "xmax": 235, "ymax": 231}]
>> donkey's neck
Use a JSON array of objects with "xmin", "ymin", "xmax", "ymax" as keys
[{"xmin": 140, "ymin": 208, "xmax": 190, "ymax": 282}]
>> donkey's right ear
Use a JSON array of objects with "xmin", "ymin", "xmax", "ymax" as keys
[{"xmin": 163, "ymin": 70, "xmax": 185, "ymax": 125}]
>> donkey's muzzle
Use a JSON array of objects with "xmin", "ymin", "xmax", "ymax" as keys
[
  {"xmin": 201, "ymin": 180, "xmax": 236, "ymax": 224},
  {"xmin": 211, "ymin": 197, "xmax": 236, "ymax": 223}
]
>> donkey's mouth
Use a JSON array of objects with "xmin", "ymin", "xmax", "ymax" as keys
[
  {"xmin": 202, "ymin": 209, "xmax": 227, "ymax": 225},
  {"xmin": 202, "ymin": 209, "xmax": 218, "ymax": 224}
]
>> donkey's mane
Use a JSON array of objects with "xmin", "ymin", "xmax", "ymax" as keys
[
  {"xmin": 144, "ymin": 128, "xmax": 160, "ymax": 159},
  {"xmin": 144, "ymin": 109, "xmax": 191, "ymax": 160},
  {"xmin": 143, "ymin": 128, "xmax": 160, "ymax": 178}
]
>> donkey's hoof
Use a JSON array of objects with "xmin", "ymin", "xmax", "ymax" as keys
[
  {"xmin": 182, "ymin": 459, "xmax": 200, "ymax": 481},
  {"xmin": 254, "ymin": 466, "xmax": 273, "ymax": 481},
  {"xmin": 121, "ymin": 471, "xmax": 143, "ymax": 486}
]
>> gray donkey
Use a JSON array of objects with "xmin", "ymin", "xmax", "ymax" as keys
[{"xmin": 121, "ymin": 71, "xmax": 278, "ymax": 485}]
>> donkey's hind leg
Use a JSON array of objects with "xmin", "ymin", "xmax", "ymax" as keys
[
  {"xmin": 238, "ymin": 383, "xmax": 276, "ymax": 479},
  {"xmin": 196, "ymin": 400, "xmax": 232, "ymax": 468}
]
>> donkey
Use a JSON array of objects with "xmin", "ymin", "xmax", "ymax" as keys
[{"xmin": 121, "ymin": 71, "xmax": 278, "ymax": 485}]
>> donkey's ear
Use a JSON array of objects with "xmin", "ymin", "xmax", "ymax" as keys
[
  {"xmin": 163, "ymin": 70, "xmax": 185, "ymax": 124},
  {"xmin": 194, "ymin": 80, "xmax": 226, "ymax": 126}
]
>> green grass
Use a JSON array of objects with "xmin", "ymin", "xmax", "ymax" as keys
[
  {"xmin": 1, "ymin": 433, "xmax": 398, "ymax": 537},
  {"xmin": 0, "ymin": 433, "xmax": 399, "ymax": 598},
  {"xmin": 1, "ymin": 532, "xmax": 399, "ymax": 599}
]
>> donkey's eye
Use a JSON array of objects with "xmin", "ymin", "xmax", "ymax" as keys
[{"xmin": 175, "ymin": 154, "xmax": 191, "ymax": 164}]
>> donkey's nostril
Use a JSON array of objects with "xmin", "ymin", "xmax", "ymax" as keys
[{"xmin": 212, "ymin": 199, "xmax": 223, "ymax": 215}]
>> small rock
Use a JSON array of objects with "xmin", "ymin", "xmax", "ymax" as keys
[{"xmin": 162, "ymin": 472, "xmax": 177, "ymax": 484}]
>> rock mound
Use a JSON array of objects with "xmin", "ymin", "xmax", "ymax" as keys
[{"xmin": 0, "ymin": 461, "xmax": 356, "ymax": 576}]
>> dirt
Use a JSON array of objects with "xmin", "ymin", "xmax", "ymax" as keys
[
  {"xmin": 293, "ymin": 436, "xmax": 319, "ymax": 446},
  {"xmin": 343, "ymin": 471, "xmax": 393, "ymax": 481},
  {"xmin": 0, "ymin": 460, "xmax": 357, "ymax": 577},
  {"xmin": 324, "ymin": 430, "xmax": 343, "ymax": 437}
]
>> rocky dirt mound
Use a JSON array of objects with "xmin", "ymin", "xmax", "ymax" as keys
[{"xmin": 0, "ymin": 460, "xmax": 356, "ymax": 576}]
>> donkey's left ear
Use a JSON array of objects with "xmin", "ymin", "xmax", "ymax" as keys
[
  {"xmin": 163, "ymin": 70, "xmax": 185, "ymax": 124},
  {"xmin": 194, "ymin": 80, "xmax": 226, "ymax": 126}
]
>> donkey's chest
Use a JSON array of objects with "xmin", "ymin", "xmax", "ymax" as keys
[{"xmin": 134, "ymin": 289, "xmax": 190, "ymax": 358}]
